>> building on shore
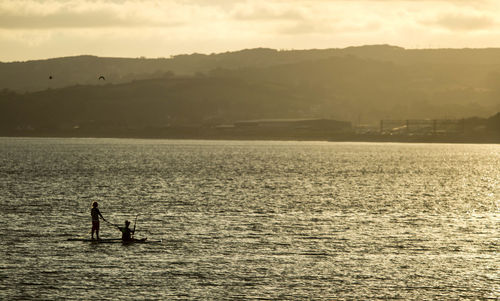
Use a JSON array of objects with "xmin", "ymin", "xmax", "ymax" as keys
[{"xmin": 233, "ymin": 118, "xmax": 351, "ymax": 131}]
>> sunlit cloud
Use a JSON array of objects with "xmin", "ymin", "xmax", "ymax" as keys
[
  {"xmin": 0, "ymin": 1, "xmax": 201, "ymax": 29},
  {"xmin": 425, "ymin": 13, "xmax": 497, "ymax": 31},
  {"xmin": 1, "ymin": 0, "xmax": 500, "ymax": 61},
  {"xmin": 230, "ymin": 2, "xmax": 307, "ymax": 21}
]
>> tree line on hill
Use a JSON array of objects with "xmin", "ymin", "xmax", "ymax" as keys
[{"xmin": 0, "ymin": 45, "xmax": 499, "ymax": 138}]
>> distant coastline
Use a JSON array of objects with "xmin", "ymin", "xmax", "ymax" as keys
[
  {"xmin": 2, "ymin": 47, "xmax": 500, "ymax": 143},
  {"xmin": 2, "ymin": 127, "xmax": 499, "ymax": 144}
]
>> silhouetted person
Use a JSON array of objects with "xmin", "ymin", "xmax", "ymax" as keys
[
  {"xmin": 117, "ymin": 220, "xmax": 135, "ymax": 242},
  {"xmin": 91, "ymin": 202, "xmax": 106, "ymax": 240}
]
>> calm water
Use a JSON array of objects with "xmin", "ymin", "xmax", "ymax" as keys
[{"xmin": 0, "ymin": 138, "xmax": 498, "ymax": 300}]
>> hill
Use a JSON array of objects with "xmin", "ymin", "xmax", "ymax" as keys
[
  {"xmin": 0, "ymin": 76, "xmax": 306, "ymax": 129},
  {"xmin": 4, "ymin": 45, "xmax": 500, "ymax": 93},
  {"xmin": 0, "ymin": 45, "xmax": 499, "ymax": 138}
]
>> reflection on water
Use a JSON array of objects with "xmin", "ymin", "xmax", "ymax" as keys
[{"xmin": 0, "ymin": 138, "xmax": 498, "ymax": 300}]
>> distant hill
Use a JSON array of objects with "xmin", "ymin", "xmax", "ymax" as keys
[
  {"xmin": 0, "ymin": 76, "xmax": 307, "ymax": 129},
  {"xmin": 1, "ymin": 48, "xmax": 340, "ymax": 92},
  {"xmin": 1, "ymin": 45, "xmax": 500, "ymax": 131},
  {"xmin": 4, "ymin": 45, "xmax": 500, "ymax": 92}
]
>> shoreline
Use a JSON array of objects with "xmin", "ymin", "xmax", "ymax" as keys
[{"xmin": 1, "ymin": 129, "xmax": 499, "ymax": 144}]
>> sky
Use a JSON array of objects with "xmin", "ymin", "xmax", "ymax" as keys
[{"xmin": 1, "ymin": 0, "xmax": 500, "ymax": 62}]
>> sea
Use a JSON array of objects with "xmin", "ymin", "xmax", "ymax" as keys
[{"xmin": 0, "ymin": 138, "xmax": 498, "ymax": 300}]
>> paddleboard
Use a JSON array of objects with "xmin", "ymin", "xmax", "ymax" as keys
[{"xmin": 67, "ymin": 238, "xmax": 161, "ymax": 244}]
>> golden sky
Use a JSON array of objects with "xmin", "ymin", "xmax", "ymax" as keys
[{"xmin": 1, "ymin": 0, "xmax": 499, "ymax": 62}]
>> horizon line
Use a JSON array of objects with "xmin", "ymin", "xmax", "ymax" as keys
[{"xmin": 5, "ymin": 44, "xmax": 500, "ymax": 63}]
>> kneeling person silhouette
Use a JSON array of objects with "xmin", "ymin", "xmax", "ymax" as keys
[{"xmin": 118, "ymin": 220, "xmax": 135, "ymax": 242}]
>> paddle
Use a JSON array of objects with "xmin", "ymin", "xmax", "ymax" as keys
[
  {"xmin": 103, "ymin": 218, "xmax": 121, "ymax": 230},
  {"xmin": 132, "ymin": 214, "xmax": 139, "ymax": 239},
  {"xmin": 104, "ymin": 216, "xmax": 138, "ymax": 239}
]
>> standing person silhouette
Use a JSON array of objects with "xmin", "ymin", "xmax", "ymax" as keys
[{"xmin": 91, "ymin": 202, "xmax": 106, "ymax": 240}]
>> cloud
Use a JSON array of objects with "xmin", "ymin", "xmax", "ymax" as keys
[
  {"xmin": 0, "ymin": 9, "xmax": 176, "ymax": 29},
  {"xmin": 1, "ymin": 0, "xmax": 496, "ymax": 30},
  {"xmin": 426, "ymin": 13, "xmax": 497, "ymax": 31},
  {"xmin": 278, "ymin": 22, "xmax": 330, "ymax": 35},
  {"xmin": 0, "ymin": 0, "xmax": 195, "ymax": 29},
  {"xmin": 231, "ymin": 3, "xmax": 307, "ymax": 21},
  {"xmin": 1, "ymin": 0, "xmax": 500, "ymax": 61}
]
